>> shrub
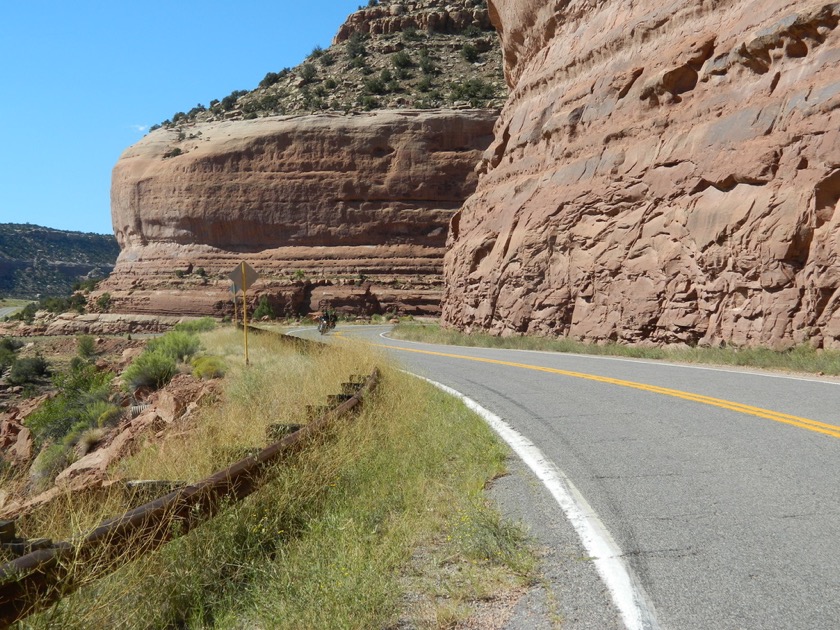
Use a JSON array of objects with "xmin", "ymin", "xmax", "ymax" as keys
[
  {"xmin": 253, "ymin": 296, "xmax": 276, "ymax": 320},
  {"xmin": 0, "ymin": 346, "xmax": 16, "ymax": 373},
  {"xmin": 300, "ymin": 63, "xmax": 317, "ymax": 84},
  {"xmin": 73, "ymin": 277, "xmax": 101, "ymax": 293},
  {"xmin": 123, "ymin": 351, "xmax": 177, "ymax": 391},
  {"xmin": 392, "ymin": 50, "xmax": 413, "ymax": 69},
  {"xmin": 8, "ymin": 356, "xmax": 49, "ymax": 385},
  {"xmin": 96, "ymin": 293, "xmax": 112, "ymax": 311},
  {"xmin": 77, "ymin": 335, "xmax": 96, "ymax": 358},
  {"xmin": 461, "ymin": 42, "xmax": 480, "ymax": 63},
  {"xmin": 192, "ymin": 356, "xmax": 226, "ymax": 380},
  {"xmin": 402, "ymin": 26, "xmax": 421, "ymax": 42},
  {"xmin": 319, "ymin": 52, "xmax": 335, "ymax": 67},
  {"xmin": 451, "ymin": 77, "xmax": 495, "ymax": 106},
  {"xmin": 14, "ymin": 303, "xmax": 37, "ymax": 324},
  {"xmin": 30, "ymin": 443, "xmax": 72, "ymax": 490},
  {"xmin": 420, "ymin": 55, "xmax": 438, "ymax": 76},
  {"xmin": 221, "ymin": 90, "xmax": 248, "ymax": 111},
  {"xmin": 463, "ymin": 24, "xmax": 483, "ymax": 38},
  {"xmin": 324, "ymin": 78, "xmax": 338, "ymax": 90},
  {"xmin": 260, "ymin": 72, "xmax": 282, "ymax": 88},
  {"xmin": 364, "ymin": 76, "xmax": 387, "ymax": 95},
  {"xmin": 25, "ymin": 362, "xmax": 113, "ymax": 445},
  {"xmin": 146, "ymin": 331, "xmax": 201, "ymax": 363},
  {"xmin": 358, "ymin": 95, "xmax": 379, "ymax": 110},
  {"xmin": 346, "ymin": 33, "xmax": 367, "ymax": 59},
  {"xmin": 0, "ymin": 338, "xmax": 23, "ymax": 352}
]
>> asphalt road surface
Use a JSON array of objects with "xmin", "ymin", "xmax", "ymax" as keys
[
  {"xmin": 0, "ymin": 307, "xmax": 22, "ymax": 319},
  {"xmin": 298, "ymin": 325, "xmax": 840, "ymax": 629}
]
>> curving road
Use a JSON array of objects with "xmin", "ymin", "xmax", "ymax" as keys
[{"xmin": 298, "ymin": 324, "xmax": 840, "ymax": 629}]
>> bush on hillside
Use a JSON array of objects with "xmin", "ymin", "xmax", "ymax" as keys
[
  {"xmin": 122, "ymin": 351, "xmax": 177, "ymax": 392},
  {"xmin": 8, "ymin": 356, "xmax": 49, "ymax": 385},
  {"xmin": 0, "ymin": 346, "xmax": 16, "ymax": 373},
  {"xmin": 192, "ymin": 356, "xmax": 226, "ymax": 380},
  {"xmin": 77, "ymin": 335, "xmax": 96, "ymax": 358},
  {"xmin": 461, "ymin": 42, "xmax": 480, "ymax": 62},
  {"xmin": 145, "ymin": 331, "xmax": 201, "ymax": 363},
  {"xmin": 253, "ymin": 296, "xmax": 276, "ymax": 320},
  {"xmin": 25, "ymin": 362, "xmax": 113, "ymax": 445}
]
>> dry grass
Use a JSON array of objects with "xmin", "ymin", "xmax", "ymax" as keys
[
  {"xmin": 392, "ymin": 322, "xmax": 840, "ymax": 376},
  {"xmin": 14, "ymin": 327, "xmax": 535, "ymax": 629}
]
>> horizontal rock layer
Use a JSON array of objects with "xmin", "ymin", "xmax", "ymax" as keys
[
  {"xmin": 104, "ymin": 109, "xmax": 496, "ymax": 316},
  {"xmin": 334, "ymin": 0, "xmax": 493, "ymax": 42},
  {"xmin": 443, "ymin": 0, "xmax": 840, "ymax": 348}
]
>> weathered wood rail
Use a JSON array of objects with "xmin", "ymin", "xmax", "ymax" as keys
[{"xmin": 0, "ymin": 367, "xmax": 379, "ymax": 627}]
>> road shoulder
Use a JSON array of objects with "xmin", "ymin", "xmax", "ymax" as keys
[{"xmin": 488, "ymin": 456, "xmax": 624, "ymax": 630}]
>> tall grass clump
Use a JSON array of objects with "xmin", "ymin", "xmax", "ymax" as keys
[
  {"xmin": 21, "ymin": 332, "xmax": 534, "ymax": 629},
  {"xmin": 122, "ymin": 329, "xmax": 204, "ymax": 392},
  {"xmin": 174, "ymin": 317, "xmax": 217, "ymax": 334},
  {"xmin": 25, "ymin": 361, "xmax": 115, "ymax": 448},
  {"xmin": 145, "ymin": 330, "xmax": 201, "ymax": 363},
  {"xmin": 76, "ymin": 334, "xmax": 96, "ymax": 358},
  {"xmin": 122, "ymin": 351, "xmax": 177, "ymax": 391},
  {"xmin": 392, "ymin": 322, "xmax": 840, "ymax": 376}
]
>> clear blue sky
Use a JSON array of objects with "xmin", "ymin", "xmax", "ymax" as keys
[{"xmin": 0, "ymin": 0, "xmax": 361, "ymax": 235}]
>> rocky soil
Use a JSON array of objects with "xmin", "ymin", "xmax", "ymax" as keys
[
  {"xmin": 443, "ymin": 0, "xmax": 840, "ymax": 348},
  {"xmin": 0, "ymin": 338, "xmax": 219, "ymax": 520}
]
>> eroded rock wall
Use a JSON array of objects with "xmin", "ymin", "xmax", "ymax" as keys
[
  {"xmin": 442, "ymin": 0, "xmax": 840, "ymax": 348},
  {"xmin": 104, "ymin": 109, "xmax": 496, "ymax": 317}
]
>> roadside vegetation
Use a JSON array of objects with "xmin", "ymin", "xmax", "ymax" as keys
[
  {"xmin": 391, "ymin": 322, "xmax": 840, "ymax": 376},
  {"xmin": 13, "ymin": 327, "xmax": 535, "ymax": 628}
]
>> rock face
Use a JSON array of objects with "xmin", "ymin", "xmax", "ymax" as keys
[
  {"xmin": 443, "ymin": 1, "xmax": 840, "ymax": 348},
  {"xmin": 334, "ymin": 0, "xmax": 494, "ymax": 41},
  {"xmin": 103, "ymin": 110, "xmax": 496, "ymax": 317}
]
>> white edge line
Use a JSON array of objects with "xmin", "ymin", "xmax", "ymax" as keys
[
  {"xmin": 412, "ymin": 373, "xmax": 661, "ymax": 630},
  {"xmin": 380, "ymin": 330, "xmax": 839, "ymax": 387}
]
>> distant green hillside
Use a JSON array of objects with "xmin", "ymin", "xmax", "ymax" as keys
[{"xmin": 0, "ymin": 223, "xmax": 119, "ymax": 298}]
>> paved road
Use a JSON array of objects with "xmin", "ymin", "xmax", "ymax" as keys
[
  {"xmin": 302, "ymin": 325, "xmax": 840, "ymax": 629},
  {"xmin": 0, "ymin": 307, "xmax": 22, "ymax": 320}
]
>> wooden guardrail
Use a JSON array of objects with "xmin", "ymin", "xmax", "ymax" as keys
[{"xmin": 0, "ymin": 368, "xmax": 379, "ymax": 627}]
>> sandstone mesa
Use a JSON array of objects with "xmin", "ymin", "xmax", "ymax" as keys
[
  {"xmin": 443, "ymin": 0, "xmax": 840, "ymax": 348},
  {"xmin": 104, "ymin": 109, "xmax": 496, "ymax": 317}
]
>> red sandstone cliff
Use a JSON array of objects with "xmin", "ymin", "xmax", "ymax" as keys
[
  {"xmin": 442, "ymin": 0, "xmax": 840, "ymax": 348},
  {"xmin": 103, "ymin": 110, "xmax": 496, "ymax": 317}
]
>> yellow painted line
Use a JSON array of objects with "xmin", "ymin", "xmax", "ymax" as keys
[{"xmin": 376, "ymin": 343, "xmax": 840, "ymax": 440}]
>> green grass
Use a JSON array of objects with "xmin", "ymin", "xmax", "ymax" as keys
[
  {"xmin": 17, "ymin": 329, "xmax": 535, "ymax": 629},
  {"xmin": 391, "ymin": 322, "xmax": 840, "ymax": 376},
  {"xmin": 0, "ymin": 298, "xmax": 30, "ymax": 307}
]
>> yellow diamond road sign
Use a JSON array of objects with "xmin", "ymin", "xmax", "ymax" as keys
[{"xmin": 228, "ymin": 262, "xmax": 259, "ymax": 292}]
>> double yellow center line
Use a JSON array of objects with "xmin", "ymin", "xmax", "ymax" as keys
[{"xmin": 378, "ymin": 343, "xmax": 840, "ymax": 440}]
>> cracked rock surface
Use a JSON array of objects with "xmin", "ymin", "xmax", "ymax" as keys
[{"xmin": 443, "ymin": 0, "xmax": 840, "ymax": 348}]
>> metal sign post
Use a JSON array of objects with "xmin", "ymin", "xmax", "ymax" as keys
[
  {"xmin": 227, "ymin": 262, "xmax": 260, "ymax": 366},
  {"xmin": 230, "ymin": 284, "xmax": 238, "ymax": 326}
]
